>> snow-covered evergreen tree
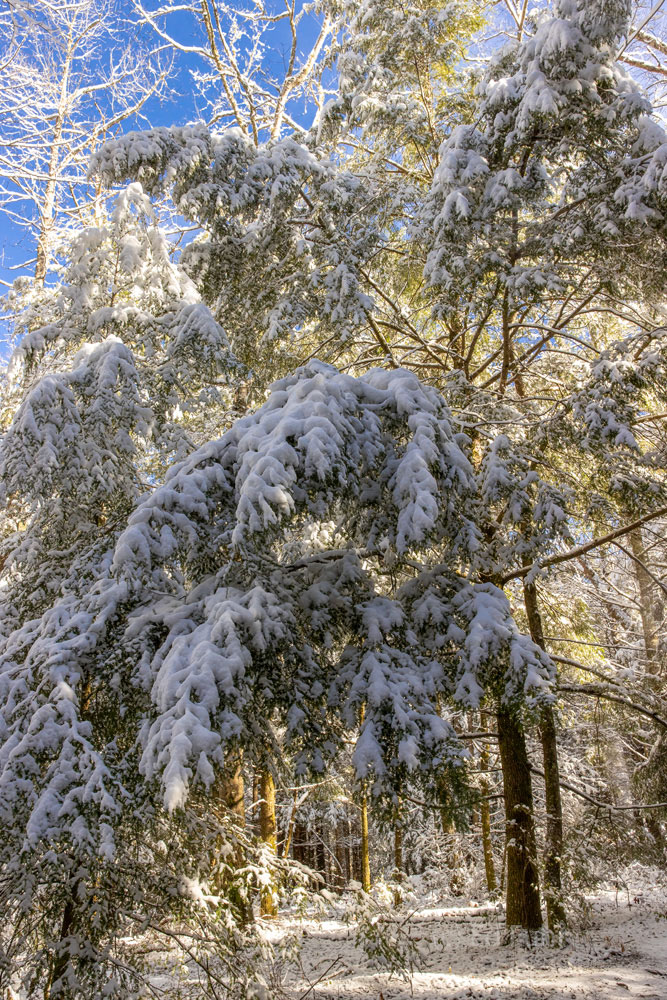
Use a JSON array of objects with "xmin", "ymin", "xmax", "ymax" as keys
[
  {"xmin": 422, "ymin": 0, "xmax": 667, "ymax": 389},
  {"xmin": 0, "ymin": 343, "xmax": 556, "ymax": 991},
  {"xmin": 3, "ymin": 0, "xmax": 667, "ymax": 988},
  {"xmin": 0, "ymin": 182, "xmax": 248, "ymax": 998}
]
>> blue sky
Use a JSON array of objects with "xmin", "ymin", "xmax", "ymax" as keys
[{"xmin": 0, "ymin": 0, "xmax": 329, "ymax": 332}]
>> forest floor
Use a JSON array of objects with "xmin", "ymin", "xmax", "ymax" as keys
[{"xmin": 267, "ymin": 871, "xmax": 667, "ymax": 1000}]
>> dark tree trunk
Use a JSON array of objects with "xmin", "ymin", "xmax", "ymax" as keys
[
  {"xmin": 497, "ymin": 706, "xmax": 543, "ymax": 931},
  {"xmin": 523, "ymin": 580, "xmax": 566, "ymax": 932},
  {"xmin": 437, "ymin": 779, "xmax": 464, "ymax": 894},
  {"xmin": 45, "ymin": 893, "xmax": 76, "ymax": 999},
  {"xmin": 293, "ymin": 821, "xmax": 306, "ymax": 865},
  {"xmin": 347, "ymin": 814, "xmax": 354, "ymax": 883},
  {"xmin": 539, "ymin": 705, "xmax": 566, "ymax": 931},
  {"xmin": 479, "ymin": 743, "xmax": 497, "ymax": 896},
  {"xmin": 394, "ymin": 820, "xmax": 403, "ymax": 874},
  {"xmin": 334, "ymin": 824, "xmax": 347, "ymax": 891}
]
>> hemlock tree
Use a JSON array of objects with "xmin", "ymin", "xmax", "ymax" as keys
[
  {"xmin": 1, "ymin": 180, "xmax": 241, "ymax": 617},
  {"xmin": 0, "ymin": 342, "xmax": 558, "ymax": 991},
  {"xmin": 88, "ymin": 124, "xmax": 385, "ymax": 394},
  {"xmin": 2, "ymin": 7, "xmax": 667, "ymax": 991},
  {"xmin": 0, "ymin": 183, "xmax": 251, "ymax": 998},
  {"xmin": 421, "ymin": 0, "xmax": 667, "ymax": 390}
]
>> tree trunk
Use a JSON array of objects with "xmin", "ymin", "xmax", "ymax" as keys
[
  {"xmin": 315, "ymin": 823, "xmax": 327, "ymax": 886},
  {"xmin": 436, "ymin": 774, "xmax": 464, "ymax": 894},
  {"xmin": 281, "ymin": 791, "xmax": 298, "ymax": 859},
  {"xmin": 293, "ymin": 821, "xmax": 306, "ymax": 865},
  {"xmin": 497, "ymin": 706, "xmax": 543, "ymax": 932},
  {"xmin": 539, "ymin": 705, "xmax": 566, "ymax": 932},
  {"xmin": 523, "ymin": 580, "xmax": 566, "ymax": 933},
  {"xmin": 360, "ymin": 793, "xmax": 371, "ymax": 892},
  {"xmin": 35, "ymin": 37, "xmax": 74, "ymax": 286},
  {"xmin": 45, "ymin": 679, "xmax": 92, "ymax": 997},
  {"xmin": 223, "ymin": 755, "xmax": 246, "ymax": 825},
  {"xmin": 629, "ymin": 528, "xmax": 662, "ymax": 678},
  {"xmin": 479, "ymin": 743, "xmax": 497, "ymax": 897},
  {"xmin": 394, "ymin": 819, "xmax": 403, "ymax": 874},
  {"xmin": 259, "ymin": 768, "xmax": 278, "ymax": 917},
  {"xmin": 45, "ymin": 893, "xmax": 76, "ymax": 999},
  {"xmin": 213, "ymin": 753, "xmax": 251, "ymax": 923},
  {"xmin": 392, "ymin": 814, "xmax": 405, "ymax": 906},
  {"xmin": 358, "ymin": 705, "xmax": 372, "ymax": 892},
  {"xmin": 334, "ymin": 824, "xmax": 347, "ymax": 891}
]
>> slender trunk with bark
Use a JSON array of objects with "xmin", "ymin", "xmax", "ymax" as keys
[
  {"xmin": 334, "ymin": 824, "xmax": 347, "ymax": 891},
  {"xmin": 45, "ymin": 679, "xmax": 92, "ymax": 997},
  {"xmin": 523, "ymin": 580, "xmax": 566, "ymax": 933},
  {"xmin": 213, "ymin": 753, "xmax": 252, "ymax": 922},
  {"xmin": 437, "ymin": 776, "xmax": 464, "ymax": 893},
  {"xmin": 392, "ymin": 814, "xmax": 405, "ymax": 905},
  {"xmin": 479, "ymin": 743, "xmax": 497, "ymax": 897},
  {"xmin": 35, "ymin": 38, "xmax": 74, "ymax": 285},
  {"xmin": 360, "ymin": 792, "xmax": 371, "ymax": 892},
  {"xmin": 259, "ymin": 768, "xmax": 278, "ymax": 917},
  {"xmin": 281, "ymin": 791, "xmax": 298, "ymax": 859},
  {"xmin": 394, "ymin": 819, "xmax": 403, "ymax": 874},
  {"xmin": 223, "ymin": 756, "xmax": 246, "ymax": 825},
  {"xmin": 358, "ymin": 706, "xmax": 372, "ymax": 892},
  {"xmin": 539, "ymin": 705, "xmax": 566, "ymax": 932},
  {"xmin": 45, "ymin": 894, "xmax": 76, "ymax": 999},
  {"xmin": 629, "ymin": 527, "xmax": 662, "ymax": 678},
  {"xmin": 497, "ymin": 706, "xmax": 543, "ymax": 932}
]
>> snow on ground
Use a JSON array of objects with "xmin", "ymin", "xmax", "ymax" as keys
[{"xmin": 267, "ymin": 878, "xmax": 667, "ymax": 1000}]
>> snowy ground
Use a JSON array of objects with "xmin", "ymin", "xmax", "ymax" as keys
[{"xmin": 267, "ymin": 881, "xmax": 667, "ymax": 1000}]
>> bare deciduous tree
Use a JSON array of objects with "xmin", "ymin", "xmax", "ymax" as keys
[
  {"xmin": 133, "ymin": 0, "xmax": 334, "ymax": 142},
  {"xmin": 0, "ymin": 0, "xmax": 169, "ymax": 284}
]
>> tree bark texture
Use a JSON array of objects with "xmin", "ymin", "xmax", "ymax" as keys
[
  {"xmin": 479, "ymin": 743, "xmax": 497, "ymax": 896},
  {"xmin": 360, "ymin": 793, "xmax": 371, "ymax": 892},
  {"xmin": 497, "ymin": 706, "xmax": 543, "ymax": 931},
  {"xmin": 523, "ymin": 580, "xmax": 566, "ymax": 932},
  {"xmin": 394, "ymin": 819, "xmax": 403, "ymax": 874},
  {"xmin": 629, "ymin": 528, "xmax": 662, "ymax": 677},
  {"xmin": 259, "ymin": 768, "xmax": 278, "ymax": 917}
]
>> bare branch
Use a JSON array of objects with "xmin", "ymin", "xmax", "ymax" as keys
[{"xmin": 500, "ymin": 506, "xmax": 667, "ymax": 585}]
